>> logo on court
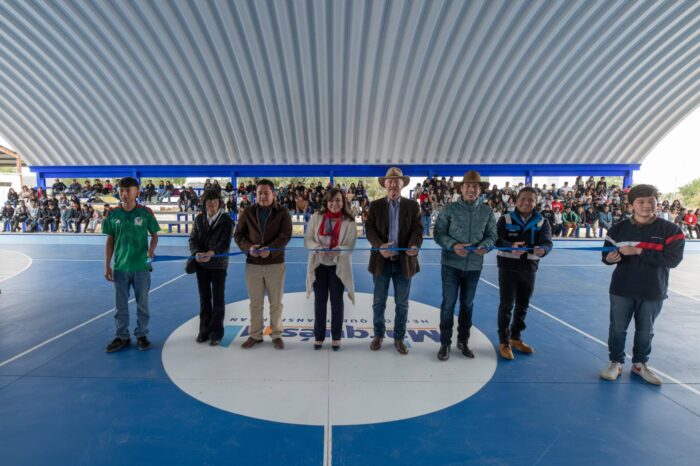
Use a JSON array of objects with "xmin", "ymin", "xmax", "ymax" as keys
[
  {"xmin": 219, "ymin": 317, "xmax": 441, "ymax": 347},
  {"xmin": 162, "ymin": 292, "xmax": 497, "ymax": 426}
]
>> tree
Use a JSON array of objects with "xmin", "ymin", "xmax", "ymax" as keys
[{"xmin": 679, "ymin": 178, "xmax": 700, "ymax": 207}]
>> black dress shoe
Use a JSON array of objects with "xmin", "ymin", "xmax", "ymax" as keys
[
  {"xmin": 209, "ymin": 339, "xmax": 221, "ymax": 346},
  {"xmin": 394, "ymin": 339, "xmax": 409, "ymax": 355},
  {"xmin": 314, "ymin": 343, "xmax": 323, "ymax": 350},
  {"xmin": 196, "ymin": 334, "xmax": 208, "ymax": 343},
  {"xmin": 457, "ymin": 341, "xmax": 474, "ymax": 358},
  {"xmin": 437, "ymin": 345, "xmax": 450, "ymax": 361}
]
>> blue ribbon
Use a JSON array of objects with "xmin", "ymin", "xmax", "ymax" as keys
[{"xmin": 148, "ymin": 245, "xmax": 618, "ymax": 263}]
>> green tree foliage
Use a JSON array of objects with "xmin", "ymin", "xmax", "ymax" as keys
[{"xmin": 679, "ymin": 177, "xmax": 700, "ymax": 208}]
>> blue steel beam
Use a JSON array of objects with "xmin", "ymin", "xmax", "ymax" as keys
[{"xmin": 29, "ymin": 163, "xmax": 641, "ymax": 180}]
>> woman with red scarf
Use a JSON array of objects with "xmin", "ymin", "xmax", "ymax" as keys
[{"xmin": 304, "ymin": 188, "xmax": 357, "ymax": 350}]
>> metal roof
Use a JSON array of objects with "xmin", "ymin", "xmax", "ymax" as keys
[{"xmin": 1, "ymin": 0, "xmax": 699, "ymax": 167}]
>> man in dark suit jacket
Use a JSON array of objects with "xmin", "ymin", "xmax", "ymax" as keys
[{"xmin": 365, "ymin": 167, "xmax": 423, "ymax": 355}]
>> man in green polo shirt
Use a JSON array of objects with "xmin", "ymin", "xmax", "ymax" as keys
[{"xmin": 103, "ymin": 177, "xmax": 160, "ymax": 352}]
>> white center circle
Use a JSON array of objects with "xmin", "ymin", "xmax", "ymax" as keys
[{"xmin": 162, "ymin": 292, "xmax": 497, "ymax": 426}]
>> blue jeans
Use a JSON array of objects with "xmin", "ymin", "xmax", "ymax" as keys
[
  {"xmin": 114, "ymin": 270, "xmax": 151, "ymax": 339},
  {"xmin": 372, "ymin": 259, "xmax": 412, "ymax": 341},
  {"xmin": 608, "ymin": 294, "xmax": 663, "ymax": 364},
  {"xmin": 421, "ymin": 215, "xmax": 431, "ymax": 236},
  {"xmin": 439, "ymin": 265, "xmax": 481, "ymax": 346}
]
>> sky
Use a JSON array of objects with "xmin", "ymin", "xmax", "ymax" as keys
[
  {"xmin": 1, "ymin": 107, "xmax": 698, "ymax": 193},
  {"xmin": 633, "ymin": 106, "xmax": 700, "ymax": 193}
]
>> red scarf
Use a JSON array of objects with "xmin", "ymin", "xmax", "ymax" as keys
[{"xmin": 319, "ymin": 211, "xmax": 342, "ymax": 250}]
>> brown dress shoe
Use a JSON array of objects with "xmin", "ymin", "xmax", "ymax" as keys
[
  {"xmin": 370, "ymin": 336, "xmax": 383, "ymax": 351},
  {"xmin": 272, "ymin": 337, "xmax": 285, "ymax": 350},
  {"xmin": 509, "ymin": 339, "xmax": 534, "ymax": 354},
  {"xmin": 499, "ymin": 343, "xmax": 515, "ymax": 360},
  {"xmin": 241, "ymin": 337, "xmax": 263, "ymax": 349},
  {"xmin": 394, "ymin": 340, "xmax": 409, "ymax": 355}
]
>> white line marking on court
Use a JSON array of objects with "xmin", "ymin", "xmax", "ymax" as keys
[
  {"xmin": 324, "ymin": 333, "xmax": 332, "ymax": 466},
  {"xmin": 668, "ymin": 288, "xmax": 700, "ymax": 303},
  {"xmin": 0, "ymin": 249, "xmax": 33, "ymax": 283},
  {"xmin": 32, "ymin": 258, "xmax": 103, "ymax": 262},
  {"xmin": 0, "ymin": 273, "xmax": 187, "ymax": 368},
  {"xmin": 479, "ymin": 278, "xmax": 700, "ymax": 397},
  {"xmin": 324, "ymin": 424, "xmax": 332, "ymax": 466}
]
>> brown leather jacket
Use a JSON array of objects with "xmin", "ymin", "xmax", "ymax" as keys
[
  {"xmin": 365, "ymin": 196, "xmax": 423, "ymax": 278},
  {"xmin": 234, "ymin": 202, "xmax": 292, "ymax": 265}
]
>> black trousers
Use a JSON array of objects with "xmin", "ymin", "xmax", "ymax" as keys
[
  {"xmin": 497, "ymin": 268, "xmax": 536, "ymax": 343},
  {"xmin": 313, "ymin": 264, "xmax": 344, "ymax": 341},
  {"xmin": 196, "ymin": 267, "xmax": 227, "ymax": 340},
  {"xmin": 42, "ymin": 218, "xmax": 55, "ymax": 232}
]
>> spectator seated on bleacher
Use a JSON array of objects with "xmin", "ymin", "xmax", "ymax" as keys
[
  {"xmin": 51, "ymin": 179, "xmax": 67, "ymax": 194},
  {"xmin": 178, "ymin": 186, "xmax": 199, "ymax": 212},
  {"xmin": 10, "ymin": 200, "xmax": 28, "ymax": 232}
]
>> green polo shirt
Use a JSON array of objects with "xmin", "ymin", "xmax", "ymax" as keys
[{"xmin": 103, "ymin": 205, "xmax": 160, "ymax": 272}]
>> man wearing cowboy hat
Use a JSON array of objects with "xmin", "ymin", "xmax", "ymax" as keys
[
  {"xmin": 365, "ymin": 167, "xmax": 423, "ymax": 355},
  {"xmin": 434, "ymin": 170, "xmax": 497, "ymax": 361}
]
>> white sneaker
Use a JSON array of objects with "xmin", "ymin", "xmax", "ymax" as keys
[
  {"xmin": 600, "ymin": 362, "xmax": 623, "ymax": 381},
  {"xmin": 632, "ymin": 363, "xmax": 662, "ymax": 385}
]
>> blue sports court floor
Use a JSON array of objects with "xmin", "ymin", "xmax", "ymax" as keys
[{"xmin": 0, "ymin": 234, "xmax": 699, "ymax": 466}]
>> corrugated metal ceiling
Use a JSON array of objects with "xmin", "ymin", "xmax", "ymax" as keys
[{"xmin": 0, "ymin": 0, "xmax": 699, "ymax": 167}]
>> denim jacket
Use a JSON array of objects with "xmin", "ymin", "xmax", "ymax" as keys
[{"xmin": 434, "ymin": 198, "xmax": 497, "ymax": 271}]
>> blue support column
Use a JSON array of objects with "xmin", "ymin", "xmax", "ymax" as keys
[
  {"xmin": 329, "ymin": 171, "xmax": 335, "ymax": 186},
  {"xmin": 36, "ymin": 173, "xmax": 46, "ymax": 189},
  {"xmin": 525, "ymin": 170, "xmax": 533, "ymax": 187},
  {"xmin": 231, "ymin": 172, "xmax": 237, "ymax": 222},
  {"xmin": 623, "ymin": 170, "xmax": 634, "ymax": 188}
]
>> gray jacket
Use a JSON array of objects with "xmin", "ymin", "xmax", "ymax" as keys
[{"xmin": 433, "ymin": 198, "xmax": 497, "ymax": 271}]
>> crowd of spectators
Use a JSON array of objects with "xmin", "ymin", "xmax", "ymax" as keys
[
  {"xmin": 3, "ymin": 175, "xmax": 698, "ymax": 238},
  {"xmin": 1, "ymin": 177, "xmax": 372, "ymax": 233},
  {"xmin": 1, "ymin": 178, "xmax": 127, "ymax": 232},
  {"xmin": 234, "ymin": 180, "xmax": 370, "ymax": 223},
  {"xmin": 414, "ymin": 175, "xmax": 699, "ymax": 239},
  {"xmin": 2, "ymin": 190, "xmax": 110, "ymax": 233}
]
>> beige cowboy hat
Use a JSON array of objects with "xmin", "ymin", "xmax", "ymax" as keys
[
  {"xmin": 378, "ymin": 167, "xmax": 410, "ymax": 186},
  {"xmin": 454, "ymin": 170, "xmax": 490, "ymax": 191}
]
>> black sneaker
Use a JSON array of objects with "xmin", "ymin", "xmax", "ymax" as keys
[
  {"xmin": 209, "ymin": 339, "xmax": 221, "ymax": 347},
  {"xmin": 196, "ymin": 334, "xmax": 209, "ymax": 343},
  {"xmin": 136, "ymin": 336, "xmax": 151, "ymax": 351},
  {"xmin": 437, "ymin": 345, "xmax": 450, "ymax": 361},
  {"xmin": 106, "ymin": 337, "xmax": 131, "ymax": 353},
  {"xmin": 457, "ymin": 341, "xmax": 474, "ymax": 358}
]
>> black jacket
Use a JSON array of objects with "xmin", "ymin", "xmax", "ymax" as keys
[
  {"xmin": 189, "ymin": 211, "xmax": 234, "ymax": 269},
  {"xmin": 495, "ymin": 209, "xmax": 553, "ymax": 272},
  {"xmin": 602, "ymin": 217, "xmax": 685, "ymax": 300}
]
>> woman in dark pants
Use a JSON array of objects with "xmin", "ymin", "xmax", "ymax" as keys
[
  {"xmin": 189, "ymin": 189, "xmax": 234, "ymax": 346},
  {"xmin": 304, "ymin": 189, "xmax": 357, "ymax": 351}
]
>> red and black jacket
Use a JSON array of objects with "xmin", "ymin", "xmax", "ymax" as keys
[{"xmin": 602, "ymin": 217, "xmax": 685, "ymax": 300}]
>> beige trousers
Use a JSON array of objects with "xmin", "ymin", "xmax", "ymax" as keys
[{"xmin": 245, "ymin": 263, "xmax": 286, "ymax": 340}]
